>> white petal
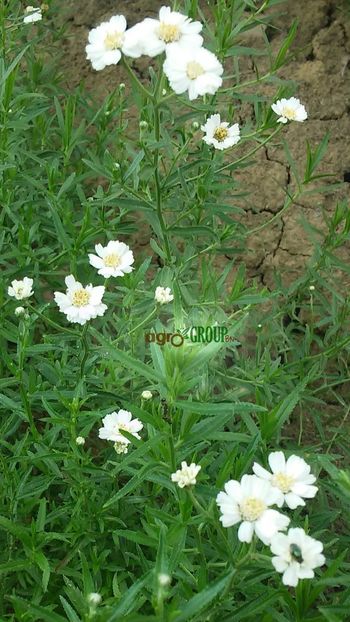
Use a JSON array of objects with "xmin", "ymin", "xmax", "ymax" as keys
[
  {"xmin": 284, "ymin": 492, "xmax": 305, "ymax": 509},
  {"xmin": 282, "ymin": 564, "xmax": 299, "ymax": 587},
  {"xmin": 224, "ymin": 480, "xmax": 243, "ymax": 502},
  {"xmin": 268, "ymin": 451, "xmax": 286, "ymax": 473},
  {"xmin": 238, "ymin": 521, "xmax": 254, "ymax": 543},
  {"xmin": 255, "ymin": 509, "xmax": 289, "ymax": 544}
]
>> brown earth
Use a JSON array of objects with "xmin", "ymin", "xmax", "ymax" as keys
[{"xmin": 52, "ymin": 0, "xmax": 350, "ymax": 288}]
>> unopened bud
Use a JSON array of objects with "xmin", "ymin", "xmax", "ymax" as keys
[
  {"xmin": 158, "ymin": 573, "xmax": 171, "ymax": 587},
  {"xmin": 87, "ymin": 592, "xmax": 102, "ymax": 606}
]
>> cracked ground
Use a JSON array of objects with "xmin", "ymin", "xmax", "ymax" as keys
[{"xmin": 55, "ymin": 0, "xmax": 350, "ymax": 288}]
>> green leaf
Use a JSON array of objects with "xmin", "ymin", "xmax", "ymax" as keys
[
  {"xmin": 174, "ymin": 572, "xmax": 235, "ymax": 622},
  {"xmin": 103, "ymin": 462, "xmax": 159, "ymax": 508},
  {"xmin": 107, "ymin": 572, "xmax": 151, "ymax": 620},
  {"xmin": 91, "ymin": 330, "xmax": 160, "ymax": 383}
]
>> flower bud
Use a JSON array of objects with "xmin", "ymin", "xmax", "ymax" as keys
[
  {"xmin": 158, "ymin": 573, "xmax": 171, "ymax": 587},
  {"xmin": 87, "ymin": 592, "xmax": 102, "ymax": 606}
]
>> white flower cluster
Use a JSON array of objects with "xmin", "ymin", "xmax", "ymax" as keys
[
  {"xmin": 216, "ymin": 451, "xmax": 324, "ymax": 587},
  {"xmin": 8, "ymin": 242, "xmax": 174, "ymax": 329},
  {"xmin": 53, "ymin": 240, "xmax": 134, "ymax": 325},
  {"xmin": 171, "ymin": 461, "xmax": 201, "ymax": 488},
  {"xmin": 23, "ymin": 6, "xmax": 42, "ymax": 24},
  {"xmin": 155, "ymin": 286, "xmax": 173, "ymax": 305},
  {"xmin": 86, "ymin": 6, "xmax": 223, "ymax": 101},
  {"xmin": 8, "ymin": 277, "xmax": 33, "ymax": 318},
  {"xmin": 98, "ymin": 408, "xmax": 143, "ymax": 455}
]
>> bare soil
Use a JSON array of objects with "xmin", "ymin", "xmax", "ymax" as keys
[{"xmin": 53, "ymin": 0, "xmax": 350, "ymax": 287}]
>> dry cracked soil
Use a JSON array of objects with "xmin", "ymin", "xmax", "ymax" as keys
[{"xmin": 51, "ymin": 0, "xmax": 350, "ymax": 288}]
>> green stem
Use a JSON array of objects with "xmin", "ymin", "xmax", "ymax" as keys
[
  {"xmin": 17, "ymin": 320, "xmax": 39, "ymax": 440},
  {"xmin": 153, "ymin": 103, "xmax": 172, "ymax": 264},
  {"xmin": 216, "ymin": 126, "xmax": 282, "ymax": 174},
  {"xmin": 80, "ymin": 324, "xmax": 89, "ymax": 377},
  {"xmin": 187, "ymin": 488, "xmax": 211, "ymax": 518},
  {"xmin": 27, "ymin": 304, "xmax": 80, "ymax": 336},
  {"xmin": 248, "ymin": 187, "xmax": 301, "ymax": 235},
  {"xmin": 121, "ymin": 56, "xmax": 152, "ymax": 99},
  {"xmin": 127, "ymin": 307, "xmax": 157, "ymax": 338}
]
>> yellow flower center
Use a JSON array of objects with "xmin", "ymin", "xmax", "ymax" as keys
[
  {"xmin": 104, "ymin": 31, "xmax": 124, "ymax": 51},
  {"xmin": 282, "ymin": 106, "xmax": 297, "ymax": 120},
  {"xmin": 104, "ymin": 253, "xmax": 121, "ymax": 268},
  {"xmin": 240, "ymin": 497, "xmax": 266, "ymax": 521},
  {"xmin": 158, "ymin": 22, "xmax": 181, "ymax": 43},
  {"xmin": 186, "ymin": 61, "xmax": 204, "ymax": 80},
  {"xmin": 72, "ymin": 289, "xmax": 90, "ymax": 307},
  {"xmin": 213, "ymin": 126, "xmax": 229, "ymax": 142},
  {"xmin": 272, "ymin": 472, "xmax": 294, "ymax": 493}
]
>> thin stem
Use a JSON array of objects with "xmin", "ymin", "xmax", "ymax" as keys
[
  {"xmin": 216, "ymin": 126, "xmax": 282, "ymax": 174},
  {"xmin": 123, "ymin": 307, "xmax": 157, "ymax": 341},
  {"xmin": 80, "ymin": 324, "xmax": 89, "ymax": 378},
  {"xmin": 121, "ymin": 56, "xmax": 152, "ymax": 99},
  {"xmin": 179, "ymin": 243, "xmax": 217, "ymax": 273},
  {"xmin": 153, "ymin": 103, "xmax": 172, "ymax": 263},
  {"xmin": 187, "ymin": 488, "xmax": 211, "ymax": 518},
  {"xmin": 17, "ymin": 320, "xmax": 39, "ymax": 440},
  {"xmin": 27, "ymin": 304, "xmax": 80, "ymax": 336},
  {"xmin": 248, "ymin": 188, "xmax": 301, "ymax": 236}
]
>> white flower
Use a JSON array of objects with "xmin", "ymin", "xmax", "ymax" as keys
[
  {"xmin": 201, "ymin": 114, "xmax": 240, "ymax": 150},
  {"xmin": 86, "ymin": 15, "xmax": 142, "ymax": 71},
  {"xmin": 23, "ymin": 6, "xmax": 42, "ymax": 24},
  {"xmin": 270, "ymin": 528, "xmax": 325, "ymax": 587},
  {"xmin": 54, "ymin": 275, "xmax": 107, "ymax": 326},
  {"xmin": 155, "ymin": 286, "xmax": 173, "ymax": 304},
  {"xmin": 271, "ymin": 97, "xmax": 307, "ymax": 124},
  {"xmin": 114, "ymin": 441, "xmax": 129, "ymax": 454},
  {"xmin": 87, "ymin": 592, "xmax": 102, "ymax": 606},
  {"xmin": 216, "ymin": 474, "xmax": 290, "ymax": 545},
  {"xmin": 8, "ymin": 277, "xmax": 34, "ymax": 300},
  {"xmin": 88, "ymin": 240, "xmax": 134, "ymax": 278},
  {"xmin": 15, "ymin": 306, "xmax": 26, "ymax": 316},
  {"xmin": 76, "ymin": 436, "xmax": 85, "ymax": 446},
  {"xmin": 163, "ymin": 45, "xmax": 223, "ymax": 101},
  {"xmin": 253, "ymin": 451, "xmax": 318, "ymax": 510},
  {"xmin": 141, "ymin": 390, "xmax": 153, "ymax": 400},
  {"xmin": 98, "ymin": 409, "xmax": 143, "ymax": 445},
  {"xmin": 171, "ymin": 461, "xmax": 201, "ymax": 488},
  {"xmin": 130, "ymin": 6, "xmax": 203, "ymax": 57}
]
